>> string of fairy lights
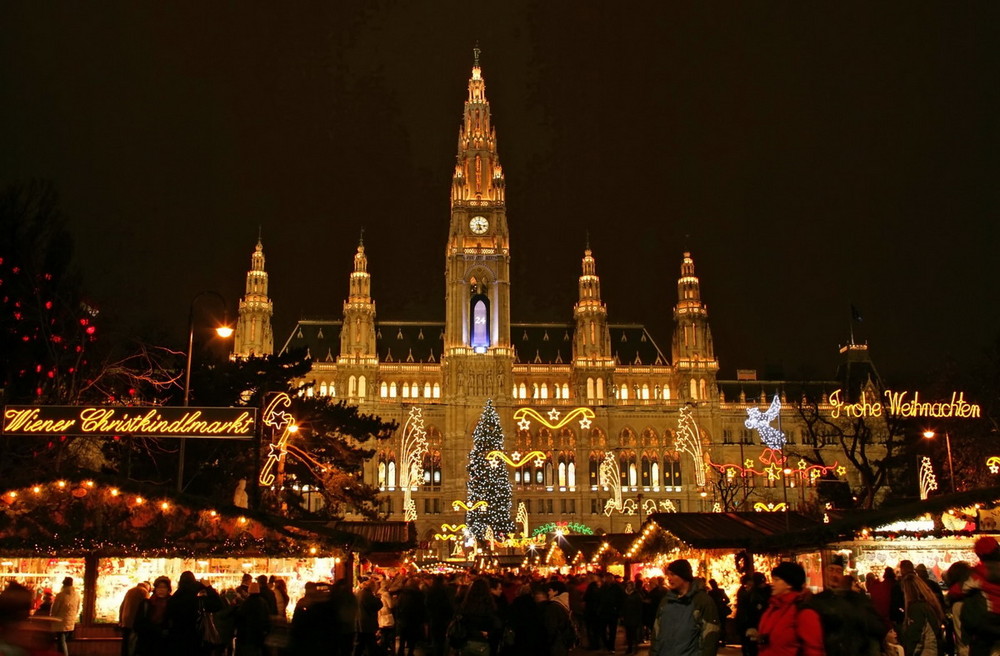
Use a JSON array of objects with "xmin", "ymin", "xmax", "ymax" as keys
[{"xmin": 0, "ymin": 479, "xmax": 335, "ymax": 557}]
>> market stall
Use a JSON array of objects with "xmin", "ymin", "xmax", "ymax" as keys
[
  {"xmin": 0, "ymin": 477, "xmax": 367, "ymax": 626},
  {"xmin": 624, "ymin": 511, "xmax": 821, "ymax": 592}
]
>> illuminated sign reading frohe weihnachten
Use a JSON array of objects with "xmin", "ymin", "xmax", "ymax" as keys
[
  {"xmin": 829, "ymin": 389, "xmax": 980, "ymax": 419},
  {"xmin": 2, "ymin": 406, "xmax": 257, "ymax": 439}
]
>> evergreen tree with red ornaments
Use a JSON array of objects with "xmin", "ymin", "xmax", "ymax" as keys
[{"xmin": 465, "ymin": 399, "xmax": 514, "ymax": 540}]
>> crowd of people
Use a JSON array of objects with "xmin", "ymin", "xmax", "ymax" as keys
[
  {"xmin": 734, "ymin": 535, "xmax": 1000, "ymax": 656},
  {"xmin": 1, "ymin": 536, "xmax": 998, "ymax": 656}
]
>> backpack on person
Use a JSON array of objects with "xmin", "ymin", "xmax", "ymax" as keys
[{"xmin": 551, "ymin": 601, "xmax": 578, "ymax": 649}]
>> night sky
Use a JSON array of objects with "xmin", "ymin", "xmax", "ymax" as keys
[{"xmin": 2, "ymin": 3, "xmax": 998, "ymax": 384}]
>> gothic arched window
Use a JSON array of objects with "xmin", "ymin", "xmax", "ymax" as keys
[{"xmin": 470, "ymin": 293, "xmax": 490, "ymax": 352}]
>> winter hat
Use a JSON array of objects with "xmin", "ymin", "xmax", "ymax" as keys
[
  {"xmin": 974, "ymin": 536, "xmax": 999, "ymax": 559},
  {"xmin": 666, "ymin": 559, "xmax": 694, "ymax": 582},
  {"xmin": 771, "ymin": 562, "xmax": 807, "ymax": 592}
]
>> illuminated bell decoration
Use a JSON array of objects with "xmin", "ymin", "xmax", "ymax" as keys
[{"xmin": 745, "ymin": 395, "xmax": 786, "ymax": 450}]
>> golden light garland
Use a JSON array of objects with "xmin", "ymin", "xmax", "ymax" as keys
[
  {"xmin": 452, "ymin": 500, "xmax": 488, "ymax": 512},
  {"xmin": 513, "ymin": 406, "xmax": 595, "ymax": 431},
  {"xmin": 753, "ymin": 502, "xmax": 787, "ymax": 512},
  {"xmin": 486, "ymin": 450, "xmax": 546, "ymax": 468},
  {"xmin": 440, "ymin": 523, "xmax": 467, "ymax": 532}
]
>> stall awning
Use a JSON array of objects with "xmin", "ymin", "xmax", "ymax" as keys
[
  {"xmin": 754, "ymin": 486, "xmax": 1000, "ymax": 551},
  {"xmin": 636, "ymin": 512, "xmax": 821, "ymax": 553}
]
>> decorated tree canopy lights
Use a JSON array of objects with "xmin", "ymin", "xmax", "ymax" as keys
[{"xmin": 465, "ymin": 399, "xmax": 514, "ymax": 540}]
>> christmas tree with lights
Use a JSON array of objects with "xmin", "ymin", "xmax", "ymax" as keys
[{"xmin": 466, "ymin": 399, "xmax": 515, "ymax": 540}]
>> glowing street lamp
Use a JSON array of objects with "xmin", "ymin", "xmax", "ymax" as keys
[
  {"xmin": 178, "ymin": 291, "xmax": 233, "ymax": 493},
  {"xmin": 923, "ymin": 430, "xmax": 955, "ymax": 494}
]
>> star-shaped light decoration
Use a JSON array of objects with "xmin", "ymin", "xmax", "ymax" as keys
[
  {"xmin": 765, "ymin": 463, "xmax": 783, "ymax": 481},
  {"xmin": 579, "ymin": 415, "xmax": 592, "ymax": 429},
  {"xmin": 534, "ymin": 455, "xmax": 545, "ymax": 467},
  {"xmin": 547, "ymin": 408, "xmax": 561, "ymax": 422},
  {"xmin": 511, "ymin": 451, "xmax": 522, "ymax": 461},
  {"xmin": 797, "ymin": 459, "xmax": 808, "ymax": 470},
  {"xmin": 836, "ymin": 466, "xmax": 847, "ymax": 476},
  {"xmin": 488, "ymin": 458, "xmax": 500, "ymax": 469},
  {"xmin": 517, "ymin": 416, "xmax": 531, "ymax": 431},
  {"xmin": 987, "ymin": 456, "xmax": 1000, "ymax": 474},
  {"xmin": 744, "ymin": 458, "xmax": 756, "ymax": 469},
  {"xmin": 267, "ymin": 443, "xmax": 283, "ymax": 459}
]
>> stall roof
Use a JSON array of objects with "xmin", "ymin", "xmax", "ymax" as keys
[
  {"xmin": 557, "ymin": 534, "xmax": 636, "ymax": 561},
  {"xmin": 754, "ymin": 486, "xmax": 1000, "ymax": 551},
  {"xmin": 322, "ymin": 520, "xmax": 417, "ymax": 553},
  {"xmin": 642, "ymin": 512, "xmax": 821, "ymax": 550}
]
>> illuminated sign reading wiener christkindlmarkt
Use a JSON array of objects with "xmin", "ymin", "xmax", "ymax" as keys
[{"xmin": 2, "ymin": 405, "xmax": 256, "ymax": 439}]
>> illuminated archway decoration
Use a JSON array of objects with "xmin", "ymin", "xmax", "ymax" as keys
[
  {"xmin": 745, "ymin": 395, "xmax": 786, "ymax": 450},
  {"xmin": 754, "ymin": 502, "xmax": 787, "ymax": 512},
  {"xmin": 919, "ymin": 456, "xmax": 938, "ymax": 500},
  {"xmin": 513, "ymin": 406, "xmax": 595, "ymax": 431},
  {"xmin": 398, "ymin": 407, "xmax": 428, "ymax": 522},
  {"xmin": 452, "ymin": 500, "xmax": 488, "ymax": 512},
  {"xmin": 486, "ymin": 450, "xmax": 546, "ymax": 468},
  {"xmin": 531, "ymin": 521, "xmax": 595, "ymax": 537},
  {"xmin": 987, "ymin": 456, "xmax": 1000, "ymax": 474},
  {"xmin": 675, "ymin": 405, "xmax": 707, "ymax": 486}
]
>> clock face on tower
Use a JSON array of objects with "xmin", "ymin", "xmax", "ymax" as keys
[{"xmin": 469, "ymin": 216, "xmax": 489, "ymax": 235}]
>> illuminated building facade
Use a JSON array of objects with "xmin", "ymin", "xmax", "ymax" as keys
[{"xmin": 269, "ymin": 53, "xmax": 887, "ymax": 550}]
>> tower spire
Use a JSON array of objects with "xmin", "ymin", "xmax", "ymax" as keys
[
  {"xmin": 672, "ymin": 252, "xmax": 718, "ymax": 400},
  {"xmin": 340, "ymin": 242, "xmax": 377, "ymax": 362},
  {"xmin": 233, "ymin": 237, "xmax": 274, "ymax": 358},
  {"xmin": 451, "ymin": 49, "xmax": 505, "ymax": 205}
]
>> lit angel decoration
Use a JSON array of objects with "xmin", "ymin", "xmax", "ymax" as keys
[
  {"xmin": 642, "ymin": 497, "xmax": 678, "ymax": 516},
  {"xmin": 919, "ymin": 456, "xmax": 938, "ymax": 500},
  {"xmin": 398, "ymin": 407, "xmax": 428, "ymax": 522},
  {"xmin": 745, "ymin": 395, "xmax": 786, "ymax": 451},
  {"xmin": 675, "ymin": 405, "xmax": 707, "ymax": 486},
  {"xmin": 599, "ymin": 451, "xmax": 637, "ymax": 516}
]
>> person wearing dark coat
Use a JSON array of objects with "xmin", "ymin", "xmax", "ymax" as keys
[
  {"xmin": 289, "ymin": 582, "xmax": 334, "ymax": 656},
  {"xmin": 734, "ymin": 573, "xmax": 770, "ymax": 656},
  {"xmin": 537, "ymin": 585, "xmax": 572, "ymax": 656},
  {"xmin": 621, "ymin": 582, "xmax": 644, "ymax": 655},
  {"xmin": 583, "ymin": 576, "xmax": 602, "ymax": 651},
  {"xmin": 135, "ymin": 576, "xmax": 172, "ymax": 656},
  {"xmin": 355, "ymin": 578, "xmax": 383, "ymax": 656},
  {"xmin": 597, "ymin": 574, "xmax": 626, "ymax": 653},
  {"xmin": 643, "ymin": 578, "xmax": 666, "ymax": 646},
  {"xmin": 394, "ymin": 579, "xmax": 427, "ymax": 656},
  {"xmin": 457, "ymin": 578, "xmax": 502, "ymax": 656},
  {"xmin": 424, "ymin": 575, "xmax": 453, "ymax": 656},
  {"xmin": 234, "ymin": 582, "xmax": 271, "ymax": 656},
  {"xmin": 507, "ymin": 583, "xmax": 546, "ymax": 656},
  {"xmin": 809, "ymin": 557, "xmax": 886, "ymax": 656},
  {"xmin": 255, "ymin": 576, "xmax": 278, "ymax": 617},
  {"xmin": 166, "ymin": 571, "xmax": 222, "ymax": 655}
]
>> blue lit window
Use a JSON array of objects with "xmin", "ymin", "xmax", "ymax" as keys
[{"xmin": 470, "ymin": 294, "xmax": 490, "ymax": 352}]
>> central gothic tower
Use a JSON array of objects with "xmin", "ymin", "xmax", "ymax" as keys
[{"xmin": 442, "ymin": 48, "xmax": 513, "ymax": 405}]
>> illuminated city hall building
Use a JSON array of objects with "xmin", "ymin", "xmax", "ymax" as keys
[{"xmin": 233, "ymin": 53, "xmax": 884, "ymax": 549}]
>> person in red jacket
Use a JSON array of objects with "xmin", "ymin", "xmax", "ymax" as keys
[{"xmin": 757, "ymin": 562, "xmax": 825, "ymax": 656}]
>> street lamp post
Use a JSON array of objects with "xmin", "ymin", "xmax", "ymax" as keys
[
  {"xmin": 923, "ymin": 430, "xmax": 955, "ymax": 494},
  {"xmin": 178, "ymin": 291, "xmax": 233, "ymax": 494}
]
